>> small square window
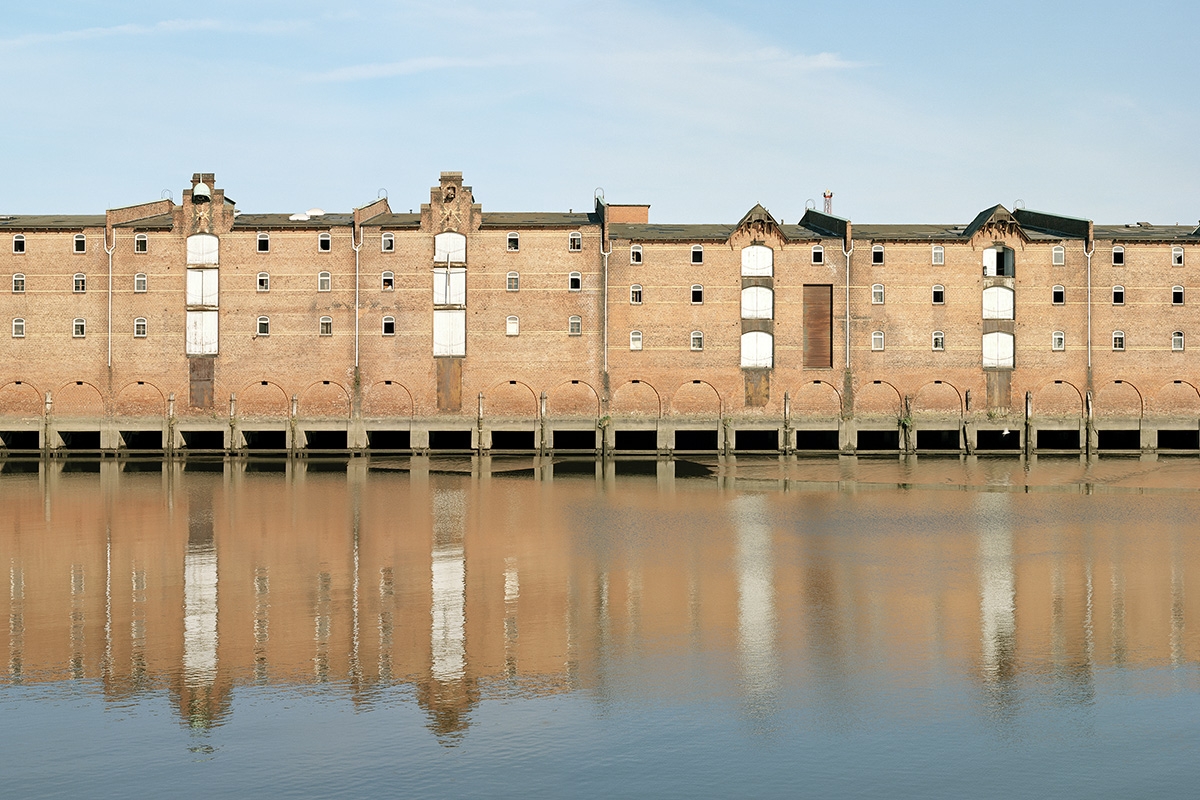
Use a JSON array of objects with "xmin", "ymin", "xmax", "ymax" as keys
[
  {"xmin": 382, "ymin": 233, "xmax": 394, "ymax": 253},
  {"xmin": 134, "ymin": 234, "xmax": 148, "ymax": 253},
  {"xmin": 691, "ymin": 284, "xmax": 703, "ymax": 304},
  {"xmin": 932, "ymin": 285, "xmax": 944, "ymax": 305},
  {"xmin": 1052, "ymin": 285, "xmax": 1065, "ymax": 305},
  {"xmin": 74, "ymin": 234, "xmax": 86, "ymax": 254},
  {"xmin": 12, "ymin": 318, "xmax": 25, "ymax": 338},
  {"xmin": 630, "ymin": 245, "xmax": 643, "ymax": 265},
  {"xmin": 506, "ymin": 272, "xmax": 519, "ymax": 292},
  {"xmin": 382, "ymin": 271, "xmax": 394, "ymax": 291},
  {"xmin": 12, "ymin": 274, "xmax": 25, "ymax": 293},
  {"xmin": 507, "ymin": 233, "xmax": 520, "ymax": 252},
  {"xmin": 318, "ymin": 272, "xmax": 332, "ymax": 292},
  {"xmin": 134, "ymin": 318, "xmax": 147, "ymax": 338},
  {"xmin": 568, "ymin": 232, "xmax": 582, "ymax": 252},
  {"xmin": 630, "ymin": 284, "xmax": 643, "ymax": 304},
  {"xmin": 812, "ymin": 246, "xmax": 824, "ymax": 265},
  {"xmin": 1172, "ymin": 286, "xmax": 1184, "ymax": 305},
  {"xmin": 1052, "ymin": 331, "xmax": 1065, "ymax": 351},
  {"xmin": 382, "ymin": 316, "xmax": 395, "ymax": 335},
  {"xmin": 134, "ymin": 273, "xmax": 147, "ymax": 293},
  {"xmin": 691, "ymin": 245, "xmax": 703, "ymax": 264},
  {"xmin": 257, "ymin": 316, "xmax": 270, "ymax": 336},
  {"xmin": 569, "ymin": 272, "xmax": 582, "ymax": 291},
  {"xmin": 932, "ymin": 246, "xmax": 944, "ymax": 265},
  {"xmin": 872, "ymin": 245, "xmax": 884, "ymax": 265},
  {"xmin": 319, "ymin": 316, "xmax": 333, "ymax": 336},
  {"xmin": 257, "ymin": 273, "xmax": 270, "ymax": 292},
  {"xmin": 73, "ymin": 318, "xmax": 86, "ymax": 337},
  {"xmin": 257, "ymin": 233, "xmax": 270, "ymax": 253},
  {"xmin": 318, "ymin": 233, "xmax": 331, "ymax": 252},
  {"xmin": 690, "ymin": 331, "xmax": 704, "ymax": 351},
  {"xmin": 73, "ymin": 273, "xmax": 86, "ymax": 293},
  {"xmin": 932, "ymin": 331, "xmax": 944, "ymax": 351},
  {"xmin": 568, "ymin": 316, "xmax": 582, "ymax": 336}
]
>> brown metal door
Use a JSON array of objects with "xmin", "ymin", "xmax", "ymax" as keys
[{"xmin": 803, "ymin": 284, "xmax": 832, "ymax": 368}]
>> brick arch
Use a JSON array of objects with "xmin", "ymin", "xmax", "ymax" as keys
[
  {"xmin": 669, "ymin": 380, "xmax": 721, "ymax": 416},
  {"xmin": 610, "ymin": 380, "xmax": 661, "ymax": 417},
  {"xmin": 299, "ymin": 380, "xmax": 351, "ymax": 418},
  {"xmin": 114, "ymin": 380, "xmax": 167, "ymax": 417},
  {"xmin": 1095, "ymin": 380, "xmax": 1143, "ymax": 418},
  {"xmin": 1033, "ymin": 381, "xmax": 1084, "ymax": 417},
  {"xmin": 1148, "ymin": 381, "xmax": 1200, "ymax": 416},
  {"xmin": 912, "ymin": 381, "xmax": 963, "ymax": 416},
  {"xmin": 854, "ymin": 380, "xmax": 902, "ymax": 416},
  {"xmin": 363, "ymin": 381, "xmax": 413, "ymax": 418},
  {"xmin": 54, "ymin": 381, "xmax": 106, "ymax": 417},
  {"xmin": 485, "ymin": 380, "xmax": 538, "ymax": 417},
  {"xmin": 788, "ymin": 380, "xmax": 841, "ymax": 417},
  {"xmin": 546, "ymin": 380, "xmax": 600, "ymax": 416},
  {"xmin": 237, "ymin": 380, "xmax": 290, "ymax": 418},
  {"xmin": 0, "ymin": 381, "xmax": 43, "ymax": 418}
]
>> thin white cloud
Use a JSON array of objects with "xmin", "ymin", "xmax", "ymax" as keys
[
  {"xmin": 0, "ymin": 18, "xmax": 307, "ymax": 49},
  {"xmin": 312, "ymin": 56, "xmax": 514, "ymax": 83}
]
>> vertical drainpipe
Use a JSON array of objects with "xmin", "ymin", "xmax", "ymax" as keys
[
  {"xmin": 599, "ymin": 201, "xmax": 612, "ymax": 458},
  {"xmin": 842, "ymin": 224, "xmax": 855, "ymax": 438},
  {"xmin": 352, "ymin": 226, "xmax": 362, "ymax": 369},
  {"xmin": 105, "ymin": 229, "xmax": 116, "ymax": 368},
  {"xmin": 1083, "ymin": 223, "xmax": 1095, "ymax": 457}
]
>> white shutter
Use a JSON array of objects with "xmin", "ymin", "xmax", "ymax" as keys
[
  {"xmin": 983, "ymin": 248, "xmax": 998, "ymax": 276},
  {"xmin": 448, "ymin": 268, "xmax": 466, "ymax": 304},
  {"xmin": 434, "ymin": 232, "xmax": 466, "ymax": 263},
  {"xmin": 433, "ymin": 268, "xmax": 466, "ymax": 305},
  {"xmin": 740, "ymin": 331, "xmax": 773, "ymax": 368},
  {"xmin": 982, "ymin": 286, "xmax": 1013, "ymax": 319},
  {"xmin": 740, "ymin": 245, "xmax": 773, "ymax": 277},
  {"xmin": 187, "ymin": 269, "xmax": 219, "ymax": 307},
  {"xmin": 433, "ymin": 310, "xmax": 466, "ymax": 356},
  {"xmin": 433, "ymin": 269, "xmax": 449, "ymax": 304},
  {"xmin": 982, "ymin": 332, "xmax": 1014, "ymax": 368},
  {"xmin": 186, "ymin": 310, "xmax": 218, "ymax": 355},
  {"xmin": 186, "ymin": 234, "xmax": 219, "ymax": 265},
  {"xmin": 740, "ymin": 286, "xmax": 773, "ymax": 319}
]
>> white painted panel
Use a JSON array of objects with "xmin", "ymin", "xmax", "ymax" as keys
[
  {"xmin": 434, "ymin": 232, "xmax": 466, "ymax": 263},
  {"xmin": 983, "ymin": 247, "xmax": 998, "ymax": 276},
  {"xmin": 982, "ymin": 331, "xmax": 1014, "ymax": 368},
  {"xmin": 186, "ymin": 310, "xmax": 218, "ymax": 355},
  {"xmin": 433, "ymin": 268, "xmax": 466, "ymax": 305},
  {"xmin": 433, "ymin": 309, "xmax": 466, "ymax": 356},
  {"xmin": 982, "ymin": 286, "xmax": 1014, "ymax": 320},
  {"xmin": 186, "ymin": 269, "xmax": 219, "ymax": 307},
  {"xmin": 740, "ymin": 286, "xmax": 773, "ymax": 319},
  {"xmin": 183, "ymin": 540, "xmax": 218, "ymax": 687},
  {"xmin": 740, "ymin": 245, "xmax": 773, "ymax": 277},
  {"xmin": 186, "ymin": 234, "xmax": 219, "ymax": 265},
  {"xmin": 740, "ymin": 331, "xmax": 774, "ymax": 368}
]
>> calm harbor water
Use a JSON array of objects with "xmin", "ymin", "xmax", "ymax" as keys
[{"xmin": 3, "ymin": 455, "xmax": 1200, "ymax": 798}]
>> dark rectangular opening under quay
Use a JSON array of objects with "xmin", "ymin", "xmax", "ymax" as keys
[
  {"xmin": 59, "ymin": 431, "xmax": 101, "ymax": 450},
  {"xmin": 0, "ymin": 431, "xmax": 39, "ymax": 450},
  {"xmin": 243, "ymin": 431, "xmax": 287, "ymax": 450},
  {"xmin": 675, "ymin": 430, "xmax": 718, "ymax": 451},
  {"xmin": 1037, "ymin": 429, "xmax": 1080, "ymax": 450},
  {"xmin": 796, "ymin": 430, "xmax": 839, "ymax": 451},
  {"xmin": 182, "ymin": 430, "xmax": 225, "ymax": 450},
  {"xmin": 1097, "ymin": 429, "xmax": 1139, "ymax": 450},
  {"xmin": 367, "ymin": 430, "xmax": 410, "ymax": 450},
  {"xmin": 491, "ymin": 430, "xmax": 535, "ymax": 450},
  {"xmin": 976, "ymin": 429, "xmax": 1021, "ymax": 450},
  {"xmin": 916, "ymin": 430, "xmax": 959, "ymax": 450},
  {"xmin": 553, "ymin": 430, "xmax": 596, "ymax": 450},
  {"xmin": 1158, "ymin": 429, "xmax": 1200, "ymax": 450},
  {"xmin": 305, "ymin": 430, "xmax": 348, "ymax": 450},
  {"xmin": 857, "ymin": 430, "xmax": 899, "ymax": 451},
  {"xmin": 615, "ymin": 430, "xmax": 657, "ymax": 450},
  {"xmin": 120, "ymin": 431, "xmax": 162, "ymax": 450},
  {"xmin": 429, "ymin": 430, "xmax": 473, "ymax": 450},
  {"xmin": 735, "ymin": 430, "xmax": 778, "ymax": 451}
]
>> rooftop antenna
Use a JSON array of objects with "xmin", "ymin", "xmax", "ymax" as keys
[
  {"xmin": 823, "ymin": 190, "xmax": 833, "ymax": 214},
  {"xmin": 1014, "ymin": 199, "xmax": 1026, "ymax": 210},
  {"xmin": 805, "ymin": 199, "xmax": 816, "ymax": 210},
  {"xmin": 377, "ymin": 188, "xmax": 388, "ymax": 200},
  {"xmin": 594, "ymin": 187, "xmax": 605, "ymax": 202},
  {"xmin": 160, "ymin": 189, "xmax": 173, "ymax": 202}
]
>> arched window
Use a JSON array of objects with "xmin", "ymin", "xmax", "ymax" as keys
[
  {"xmin": 1173, "ymin": 285, "xmax": 1184, "ymax": 305},
  {"xmin": 630, "ymin": 330, "xmax": 642, "ymax": 351},
  {"xmin": 72, "ymin": 318, "xmax": 86, "ymax": 338},
  {"xmin": 381, "ymin": 232, "xmax": 394, "ymax": 253},
  {"xmin": 257, "ymin": 316, "xmax": 271, "ymax": 336},
  {"xmin": 871, "ymin": 331, "xmax": 884, "ymax": 351},
  {"xmin": 1172, "ymin": 331, "xmax": 1185, "ymax": 351},
  {"xmin": 382, "ymin": 316, "xmax": 395, "ymax": 336},
  {"xmin": 932, "ymin": 284, "xmax": 945, "ymax": 305},
  {"xmin": 630, "ymin": 284, "xmax": 642, "ymax": 304},
  {"xmin": 691, "ymin": 284, "xmax": 704, "ymax": 304},
  {"xmin": 73, "ymin": 273, "xmax": 86, "ymax": 293},
  {"xmin": 568, "ymin": 316, "xmax": 582, "ymax": 336},
  {"xmin": 741, "ymin": 245, "xmax": 773, "ymax": 276},
  {"xmin": 982, "ymin": 286, "xmax": 1014, "ymax": 319},
  {"xmin": 506, "ymin": 316, "xmax": 519, "ymax": 336},
  {"xmin": 740, "ymin": 331, "xmax": 773, "ymax": 368},
  {"xmin": 257, "ymin": 272, "xmax": 270, "ymax": 292},
  {"xmin": 1112, "ymin": 245, "xmax": 1124, "ymax": 265},
  {"xmin": 1052, "ymin": 245, "xmax": 1065, "ymax": 266},
  {"xmin": 690, "ymin": 331, "xmax": 704, "ymax": 351},
  {"xmin": 434, "ymin": 231, "xmax": 466, "ymax": 262},
  {"xmin": 932, "ymin": 331, "xmax": 945, "ymax": 351},
  {"xmin": 1052, "ymin": 285, "xmax": 1065, "ymax": 305},
  {"xmin": 187, "ymin": 233, "xmax": 218, "ymax": 264},
  {"xmin": 1052, "ymin": 331, "xmax": 1066, "ymax": 351},
  {"xmin": 381, "ymin": 271, "xmax": 394, "ymax": 291},
  {"xmin": 134, "ymin": 273, "xmax": 147, "ymax": 293},
  {"xmin": 740, "ymin": 286, "xmax": 773, "ymax": 319},
  {"xmin": 932, "ymin": 245, "xmax": 944, "ymax": 265},
  {"xmin": 12, "ymin": 273, "xmax": 24, "ymax": 293},
  {"xmin": 134, "ymin": 233, "xmax": 148, "ymax": 253},
  {"xmin": 506, "ymin": 272, "xmax": 519, "ymax": 291},
  {"xmin": 257, "ymin": 232, "xmax": 270, "ymax": 253},
  {"xmin": 630, "ymin": 244, "xmax": 643, "ymax": 264},
  {"xmin": 871, "ymin": 244, "xmax": 884, "ymax": 265},
  {"xmin": 318, "ymin": 271, "xmax": 332, "ymax": 292},
  {"xmin": 73, "ymin": 234, "xmax": 86, "ymax": 254},
  {"xmin": 1112, "ymin": 285, "xmax": 1124, "ymax": 305},
  {"xmin": 1173, "ymin": 247, "xmax": 1185, "ymax": 267},
  {"xmin": 568, "ymin": 272, "xmax": 582, "ymax": 291},
  {"xmin": 319, "ymin": 316, "xmax": 333, "ymax": 336},
  {"xmin": 812, "ymin": 245, "xmax": 824, "ymax": 265},
  {"xmin": 318, "ymin": 232, "xmax": 331, "ymax": 252},
  {"xmin": 1112, "ymin": 330, "xmax": 1125, "ymax": 351},
  {"xmin": 568, "ymin": 232, "xmax": 582, "ymax": 252},
  {"xmin": 871, "ymin": 284, "xmax": 884, "ymax": 304},
  {"xmin": 507, "ymin": 232, "xmax": 519, "ymax": 252},
  {"xmin": 12, "ymin": 318, "xmax": 25, "ymax": 338},
  {"xmin": 982, "ymin": 331, "xmax": 1014, "ymax": 367},
  {"xmin": 134, "ymin": 318, "xmax": 147, "ymax": 338},
  {"xmin": 691, "ymin": 245, "xmax": 704, "ymax": 264},
  {"xmin": 12, "ymin": 234, "xmax": 24, "ymax": 254}
]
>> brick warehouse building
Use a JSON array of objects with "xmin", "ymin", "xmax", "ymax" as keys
[{"xmin": 1, "ymin": 171, "xmax": 1198, "ymax": 456}]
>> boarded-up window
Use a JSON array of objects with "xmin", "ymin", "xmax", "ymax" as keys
[
  {"xmin": 982, "ymin": 286, "xmax": 1014, "ymax": 319},
  {"xmin": 433, "ymin": 267, "xmax": 466, "ymax": 305},
  {"xmin": 741, "ymin": 245, "xmax": 773, "ymax": 276},
  {"xmin": 433, "ymin": 309, "xmax": 466, "ymax": 356},
  {"xmin": 186, "ymin": 269, "xmax": 219, "ymax": 307},
  {"xmin": 187, "ymin": 234, "xmax": 219, "ymax": 265},
  {"xmin": 434, "ymin": 232, "xmax": 466, "ymax": 263},
  {"xmin": 741, "ymin": 286, "xmax": 773, "ymax": 319},
  {"xmin": 982, "ymin": 331, "xmax": 1014, "ymax": 368},
  {"xmin": 802, "ymin": 284, "xmax": 832, "ymax": 368},
  {"xmin": 741, "ymin": 331, "xmax": 773, "ymax": 368},
  {"xmin": 186, "ymin": 310, "xmax": 219, "ymax": 355}
]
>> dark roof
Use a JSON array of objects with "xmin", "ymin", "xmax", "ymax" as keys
[
  {"xmin": 609, "ymin": 223, "xmax": 735, "ymax": 242},
  {"xmin": 231, "ymin": 213, "xmax": 354, "ymax": 229},
  {"xmin": 1093, "ymin": 224, "xmax": 1198, "ymax": 241},
  {"xmin": 362, "ymin": 213, "xmax": 421, "ymax": 229},
  {"xmin": 0, "ymin": 215, "xmax": 106, "ymax": 229},
  {"xmin": 114, "ymin": 213, "xmax": 174, "ymax": 230},
  {"xmin": 852, "ymin": 223, "xmax": 1063, "ymax": 242},
  {"xmin": 480, "ymin": 212, "xmax": 600, "ymax": 228}
]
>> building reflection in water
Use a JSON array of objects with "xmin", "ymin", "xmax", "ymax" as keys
[{"xmin": 2, "ymin": 458, "xmax": 1200, "ymax": 742}]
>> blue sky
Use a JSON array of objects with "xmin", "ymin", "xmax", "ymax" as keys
[{"xmin": 2, "ymin": 1, "xmax": 1197, "ymax": 224}]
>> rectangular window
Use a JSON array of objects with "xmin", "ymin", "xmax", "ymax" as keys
[
  {"xmin": 318, "ymin": 233, "xmax": 331, "ymax": 252},
  {"xmin": 871, "ymin": 246, "xmax": 884, "ymax": 265},
  {"xmin": 74, "ymin": 235, "xmax": 86, "ymax": 254},
  {"xmin": 1112, "ymin": 331, "xmax": 1125, "ymax": 351},
  {"xmin": 382, "ymin": 316, "xmax": 395, "ymax": 335},
  {"xmin": 433, "ymin": 309, "xmax": 467, "ymax": 356},
  {"xmin": 932, "ymin": 246, "xmax": 944, "ymax": 265},
  {"xmin": 630, "ymin": 285, "xmax": 642, "ymax": 304},
  {"xmin": 433, "ymin": 268, "xmax": 466, "ymax": 305},
  {"xmin": 691, "ymin": 285, "xmax": 704, "ymax": 304},
  {"xmin": 691, "ymin": 246, "xmax": 704, "ymax": 264},
  {"xmin": 319, "ymin": 317, "xmax": 333, "ymax": 336},
  {"xmin": 382, "ymin": 233, "xmax": 394, "ymax": 252},
  {"xmin": 506, "ymin": 272, "xmax": 519, "ymax": 291},
  {"xmin": 569, "ymin": 272, "xmax": 582, "ymax": 291},
  {"xmin": 257, "ymin": 233, "xmax": 270, "ymax": 253},
  {"xmin": 871, "ymin": 284, "xmax": 884, "ymax": 304},
  {"xmin": 12, "ymin": 318, "xmax": 25, "ymax": 338},
  {"xmin": 257, "ymin": 273, "xmax": 270, "ymax": 292},
  {"xmin": 690, "ymin": 331, "xmax": 704, "ymax": 350},
  {"xmin": 932, "ymin": 285, "xmax": 945, "ymax": 305},
  {"xmin": 12, "ymin": 274, "xmax": 25, "ymax": 293},
  {"xmin": 134, "ymin": 234, "xmax": 148, "ymax": 253},
  {"xmin": 134, "ymin": 318, "xmax": 147, "ymax": 338},
  {"xmin": 630, "ymin": 330, "xmax": 642, "ymax": 350},
  {"xmin": 1112, "ymin": 246, "xmax": 1124, "ymax": 265},
  {"xmin": 382, "ymin": 272, "xmax": 394, "ymax": 291},
  {"xmin": 506, "ymin": 316, "xmax": 519, "ymax": 336},
  {"xmin": 1112, "ymin": 286, "xmax": 1125, "ymax": 305},
  {"xmin": 871, "ymin": 331, "xmax": 884, "ymax": 351},
  {"xmin": 73, "ymin": 318, "xmax": 86, "ymax": 337},
  {"xmin": 134, "ymin": 273, "xmax": 147, "ymax": 293},
  {"xmin": 74, "ymin": 274, "xmax": 86, "ymax": 293},
  {"xmin": 1052, "ymin": 331, "xmax": 1066, "ymax": 351},
  {"xmin": 318, "ymin": 272, "xmax": 332, "ymax": 292},
  {"xmin": 569, "ymin": 316, "xmax": 582, "ymax": 336},
  {"xmin": 1052, "ymin": 285, "xmax": 1065, "ymax": 305},
  {"xmin": 568, "ymin": 232, "xmax": 582, "ymax": 252},
  {"xmin": 257, "ymin": 316, "xmax": 271, "ymax": 336},
  {"xmin": 12, "ymin": 235, "xmax": 25, "ymax": 254},
  {"xmin": 932, "ymin": 331, "xmax": 945, "ymax": 351}
]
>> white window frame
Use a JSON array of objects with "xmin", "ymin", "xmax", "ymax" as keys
[
  {"xmin": 1172, "ymin": 285, "xmax": 1184, "ymax": 305},
  {"xmin": 381, "ymin": 233, "xmax": 394, "ymax": 253},
  {"xmin": 932, "ymin": 245, "xmax": 944, "ymax": 265},
  {"xmin": 1112, "ymin": 245, "xmax": 1124, "ymax": 265},
  {"xmin": 871, "ymin": 284, "xmax": 884, "ymax": 304},
  {"xmin": 1112, "ymin": 285, "xmax": 1125, "ymax": 306},
  {"xmin": 134, "ymin": 317, "xmax": 147, "ymax": 338},
  {"xmin": 932, "ymin": 284, "xmax": 945, "ymax": 305},
  {"xmin": 318, "ymin": 271, "xmax": 332, "ymax": 292},
  {"xmin": 382, "ymin": 271, "xmax": 394, "ymax": 291},
  {"xmin": 932, "ymin": 330, "xmax": 945, "ymax": 351},
  {"xmin": 1052, "ymin": 331, "xmax": 1066, "ymax": 351},
  {"xmin": 568, "ymin": 315, "xmax": 582, "ymax": 336},
  {"xmin": 871, "ymin": 331, "xmax": 884, "ymax": 351},
  {"xmin": 568, "ymin": 272, "xmax": 582, "ymax": 292},
  {"xmin": 506, "ymin": 315, "xmax": 519, "ymax": 336},
  {"xmin": 1112, "ymin": 330, "xmax": 1125, "ymax": 351},
  {"xmin": 1052, "ymin": 245, "xmax": 1066, "ymax": 266},
  {"xmin": 318, "ymin": 232, "xmax": 331, "ymax": 252},
  {"xmin": 73, "ymin": 318, "xmax": 86, "ymax": 338},
  {"xmin": 12, "ymin": 234, "xmax": 24, "ymax": 254},
  {"xmin": 690, "ymin": 330, "xmax": 704, "ymax": 351},
  {"xmin": 12, "ymin": 318, "xmax": 25, "ymax": 338},
  {"xmin": 1173, "ymin": 247, "xmax": 1184, "ymax": 267},
  {"xmin": 630, "ymin": 244, "xmax": 642, "ymax": 265},
  {"xmin": 134, "ymin": 233, "xmax": 148, "ymax": 254},
  {"xmin": 257, "ymin": 272, "xmax": 270, "ymax": 292},
  {"xmin": 507, "ymin": 232, "xmax": 519, "ymax": 252},
  {"xmin": 12, "ymin": 273, "xmax": 25, "ymax": 293},
  {"xmin": 382, "ymin": 316, "xmax": 395, "ymax": 336},
  {"xmin": 812, "ymin": 245, "xmax": 824, "ymax": 265},
  {"xmin": 630, "ymin": 284, "xmax": 643, "ymax": 305},
  {"xmin": 691, "ymin": 245, "xmax": 704, "ymax": 264},
  {"xmin": 319, "ymin": 316, "xmax": 333, "ymax": 336},
  {"xmin": 134, "ymin": 273, "xmax": 147, "ymax": 293},
  {"xmin": 73, "ymin": 273, "xmax": 86, "ymax": 293},
  {"xmin": 568, "ymin": 232, "xmax": 583, "ymax": 252},
  {"xmin": 1172, "ymin": 331, "xmax": 1185, "ymax": 352},
  {"xmin": 691, "ymin": 284, "xmax": 704, "ymax": 305},
  {"xmin": 1052, "ymin": 285, "xmax": 1065, "ymax": 305},
  {"xmin": 630, "ymin": 330, "xmax": 642, "ymax": 351},
  {"xmin": 257, "ymin": 316, "xmax": 270, "ymax": 336},
  {"xmin": 257, "ymin": 232, "xmax": 270, "ymax": 253},
  {"xmin": 871, "ymin": 244, "xmax": 884, "ymax": 265},
  {"xmin": 73, "ymin": 234, "xmax": 86, "ymax": 254},
  {"xmin": 506, "ymin": 271, "xmax": 519, "ymax": 292}
]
